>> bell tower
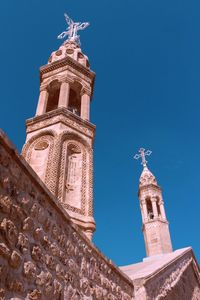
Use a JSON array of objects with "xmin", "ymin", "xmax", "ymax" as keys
[
  {"xmin": 134, "ymin": 148, "xmax": 173, "ymax": 257},
  {"xmin": 22, "ymin": 14, "xmax": 96, "ymax": 240}
]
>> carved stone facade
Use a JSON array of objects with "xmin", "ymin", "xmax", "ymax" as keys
[
  {"xmin": 0, "ymin": 130, "xmax": 134, "ymax": 300},
  {"xmin": 1, "ymin": 24, "xmax": 200, "ymax": 300},
  {"xmin": 22, "ymin": 40, "xmax": 96, "ymax": 240},
  {"xmin": 138, "ymin": 166, "xmax": 172, "ymax": 257}
]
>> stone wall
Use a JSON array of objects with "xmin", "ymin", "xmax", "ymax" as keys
[
  {"xmin": 0, "ymin": 130, "xmax": 134, "ymax": 300},
  {"xmin": 144, "ymin": 251, "xmax": 200, "ymax": 300}
]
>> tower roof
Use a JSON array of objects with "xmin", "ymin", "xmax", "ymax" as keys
[
  {"xmin": 139, "ymin": 165, "xmax": 158, "ymax": 187},
  {"xmin": 48, "ymin": 41, "xmax": 90, "ymax": 68},
  {"xmin": 134, "ymin": 148, "xmax": 158, "ymax": 187}
]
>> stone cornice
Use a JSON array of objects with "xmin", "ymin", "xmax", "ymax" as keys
[
  {"xmin": 138, "ymin": 184, "xmax": 162, "ymax": 197},
  {"xmin": 26, "ymin": 108, "xmax": 96, "ymax": 139},
  {"xmin": 40, "ymin": 56, "xmax": 95, "ymax": 83},
  {"xmin": 142, "ymin": 219, "xmax": 169, "ymax": 229}
]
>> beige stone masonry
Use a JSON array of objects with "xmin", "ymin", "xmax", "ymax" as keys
[
  {"xmin": 22, "ymin": 108, "xmax": 96, "ymax": 239},
  {"xmin": 121, "ymin": 247, "xmax": 200, "ymax": 300},
  {"xmin": 23, "ymin": 41, "xmax": 96, "ymax": 239},
  {"xmin": 138, "ymin": 166, "xmax": 173, "ymax": 257},
  {"xmin": 0, "ymin": 129, "xmax": 134, "ymax": 300},
  {"xmin": 58, "ymin": 80, "xmax": 70, "ymax": 108},
  {"xmin": 36, "ymin": 88, "xmax": 49, "ymax": 116}
]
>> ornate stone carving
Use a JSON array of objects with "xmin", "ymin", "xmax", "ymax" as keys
[
  {"xmin": 58, "ymin": 139, "xmax": 88, "ymax": 216},
  {"xmin": 22, "ymin": 133, "xmax": 54, "ymax": 187},
  {"xmin": 0, "ymin": 135, "xmax": 134, "ymax": 300},
  {"xmin": 26, "ymin": 113, "xmax": 95, "ymax": 138}
]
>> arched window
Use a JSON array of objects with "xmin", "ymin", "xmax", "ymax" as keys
[
  {"xmin": 146, "ymin": 198, "xmax": 154, "ymax": 219},
  {"xmin": 68, "ymin": 82, "xmax": 82, "ymax": 116},
  {"xmin": 29, "ymin": 139, "xmax": 50, "ymax": 181},
  {"xmin": 46, "ymin": 80, "xmax": 61, "ymax": 112},
  {"xmin": 64, "ymin": 143, "xmax": 83, "ymax": 209}
]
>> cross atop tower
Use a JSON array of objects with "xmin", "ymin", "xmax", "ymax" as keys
[
  {"xmin": 134, "ymin": 148, "xmax": 152, "ymax": 168},
  {"xmin": 58, "ymin": 13, "xmax": 90, "ymax": 46},
  {"xmin": 134, "ymin": 147, "xmax": 173, "ymax": 257}
]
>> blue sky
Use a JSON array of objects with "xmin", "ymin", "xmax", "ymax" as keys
[{"xmin": 0, "ymin": 0, "xmax": 199, "ymax": 265}]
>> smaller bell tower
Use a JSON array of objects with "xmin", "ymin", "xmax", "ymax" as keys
[
  {"xmin": 134, "ymin": 148, "xmax": 173, "ymax": 257},
  {"xmin": 22, "ymin": 14, "xmax": 96, "ymax": 240}
]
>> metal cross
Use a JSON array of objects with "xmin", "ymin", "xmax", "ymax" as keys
[
  {"xmin": 134, "ymin": 148, "xmax": 152, "ymax": 168},
  {"xmin": 58, "ymin": 13, "xmax": 90, "ymax": 46}
]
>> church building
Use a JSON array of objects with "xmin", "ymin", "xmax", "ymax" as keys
[{"xmin": 0, "ymin": 13, "xmax": 199, "ymax": 300}]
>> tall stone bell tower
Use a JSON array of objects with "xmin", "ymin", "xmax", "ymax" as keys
[
  {"xmin": 134, "ymin": 148, "xmax": 173, "ymax": 257},
  {"xmin": 22, "ymin": 14, "xmax": 96, "ymax": 240}
]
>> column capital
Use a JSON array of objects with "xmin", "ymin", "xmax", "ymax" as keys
[
  {"xmin": 59, "ymin": 77, "xmax": 74, "ymax": 84},
  {"xmin": 81, "ymin": 87, "xmax": 91, "ymax": 97},
  {"xmin": 40, "ymin": 84, "xmax": 49, "ymax": 92}
]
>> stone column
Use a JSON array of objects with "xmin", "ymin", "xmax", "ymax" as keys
[
  {"xmin": 152, "ymin": 197, "xmax": 158, "ymax": 218},
  {"xmin": 160, "ymin": 201, "xmax": 166, "ymax": 220},
  {"xmin": 36, "ymin": 86, "xmax": 49, "ymax": 116},
  {"xmin": 141, "ymin": 200, "xmax": 148, "ymax": 221},
  {"xmin": 140, "ymin": 204, "xmax": 145, "ymax": 222},
  {"xmin": 58, "ymin": 80, "xmax": 70, "ymax": 108},
  {"xmin": 81, "ymin": 89, "xmax": 90, "ymax": 121}
]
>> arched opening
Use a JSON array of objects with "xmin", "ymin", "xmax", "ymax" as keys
[
  {"xmin": 64, "ymin": 143, "xmax": 83, "ymax": 209},
  {"xmin": 68, "ymin": 82, "xmax": 82, "ymax": 116},
  {"xmin": 146, "ymin": 198, "xmax": 154, "ymax": 219},
  {"xmin": 46, "ymin": 80, "xmax": 60, "ymax": 112},
  {"xmin": 29, "ymin": 138, "xmax": 51, "ymax": 182}
]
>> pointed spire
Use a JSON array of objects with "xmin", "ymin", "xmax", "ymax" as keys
[
  {"xmin": 139, "ymin": 166, "xmax": 158, "ymax": 187},
  {"xmin": 134, "ymin": 148, "xmax": 173, "ymax": 256},
  {"xmin": 134, "ymin": 148, "xmax": 158, "ymax": 187}
]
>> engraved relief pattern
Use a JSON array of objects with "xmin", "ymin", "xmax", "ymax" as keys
[
  {"xmin": 22, "ymin": 134, "xmax": 54, "ymax": 188},
  {"xmin": 26, "ymin": 114, "xmax": 94, "ymax": 138},
  {"xmin": 58, "ymin": 139, "xmax": 87, "ymax": 215},
  {"xmin": 0, "ymin": 140, "xmax": 134, "ymax": 299}
]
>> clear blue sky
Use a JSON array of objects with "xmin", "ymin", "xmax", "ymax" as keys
[{"xmin": 0, "ymin": 0, "xmax": 199, "ymax": 265}]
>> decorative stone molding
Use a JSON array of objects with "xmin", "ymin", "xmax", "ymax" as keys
[
  {"xmin": 81, "ymin": 86, "xmax": 92, "ymax": 97},
  {"xmin": 39, "ymin": 84, "xmax": 49, "ymax": 92},
  {"xmin": 59, "ymin": 76, "xmax": 74, "ymax": 85},
  {"xmin": 40, "ymin": 56, "xmax": 95, "ymax": 81},
  {"xmin": 26, "ymin": 109, "xmax": 95, "ymax": 138},
  {"xmin": 57, "ymin": 138, "xmax": 89, "ymax": 216},
  {"xmin": 0, "ymin": 130, "xmax": 134, "ymax": 300}
]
